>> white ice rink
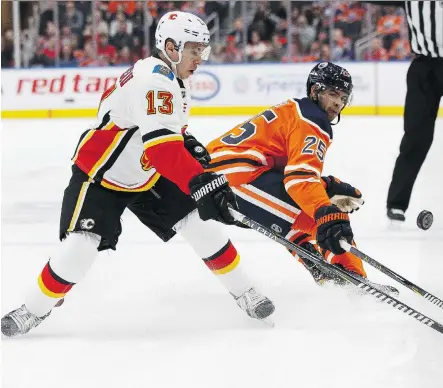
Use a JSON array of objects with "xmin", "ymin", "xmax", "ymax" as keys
[{"xmin": 1, "ymin": 116, "xmax": 443, "ymax": 388}]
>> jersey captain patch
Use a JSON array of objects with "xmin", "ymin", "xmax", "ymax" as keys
[{"xmin": 152, "ymin": 65, "xmax": 175, "ymax": 81}]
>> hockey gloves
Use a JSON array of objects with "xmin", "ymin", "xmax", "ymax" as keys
[
  {"xmin": 183, "ymin": 132, "xmax": 211, "ymax": 167},
  {"xmin": 189, "ymin": 172, "xmax": 238, "ymax": 225},
  {"xmin": 315, "ymin": 205, "xmax": 353, "ymax": 255},
  {"xmin": 322, "ymin": 176, "xmax": 364, "ymax": 213}
]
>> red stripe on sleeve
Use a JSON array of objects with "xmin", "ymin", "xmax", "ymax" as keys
[{"xmin": 144, "ymin": 141, "xmax": 203, "ymax": 194}]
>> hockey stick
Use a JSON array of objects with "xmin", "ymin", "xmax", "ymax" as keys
[
  {"xmin": 229, "ymin": 209, "xmax": 443, "ymax": 335},
  {"xmin": 340, "ymin": 241, "xmax": 443, "ymax": 310}
]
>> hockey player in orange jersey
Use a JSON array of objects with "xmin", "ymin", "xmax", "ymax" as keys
[{"xmin": 205, "ymin": 62, "xmax": 396, "ymax": 292}]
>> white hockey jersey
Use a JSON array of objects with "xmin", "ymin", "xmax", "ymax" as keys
[{"xmin": 72, "ymin": 56, "xmax": 200, "ymax": 193}]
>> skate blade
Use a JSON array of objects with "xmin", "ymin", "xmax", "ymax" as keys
[
  {"xmin": 259, "ymin": 317, "xmax": 275, "ymax": 327},
  {"xmin": 387, "ymin": 220, "xmax": 403, "ymax": 230}
]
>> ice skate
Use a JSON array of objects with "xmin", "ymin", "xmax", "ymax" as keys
[
  {"xmin": 387, "ymin": 208, "xmax": 405, "ymax": 222},
  {"xmin": 1, "ymin": 305, "xmax": 50, "ymax": 337},
  {"xmin": 234, "ymin": 288, "xmax": 275, "ymax": 324}
]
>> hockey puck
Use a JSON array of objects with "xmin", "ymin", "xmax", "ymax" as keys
[{"xmin": 417, "ymin": 210, "xmax": 433, "ymax": 230}]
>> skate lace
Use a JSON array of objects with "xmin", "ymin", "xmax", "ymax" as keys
[
  {"xmin": 239, "ymin": 288, "xmax": 265, "ymax": 311},
  {"xmin": 9, "ymin": 305, "xmax": 43, "ymax": 333},
  {"xmin": 246, "ymin": 290, "xmax": 263, "ymax": 305}
]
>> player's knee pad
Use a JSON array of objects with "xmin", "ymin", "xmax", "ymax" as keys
[
  {"xmin": 176, "ymin": 209, "xmax": 230, "ymax": 258},
  {"xmin": 49, "ymin": 232, "xmax": 101, "ymax": 283}
]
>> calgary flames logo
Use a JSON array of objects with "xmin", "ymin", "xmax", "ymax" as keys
[{"xmin": 140, "ymin": 151, "xmax": 152, "ymax": 171}]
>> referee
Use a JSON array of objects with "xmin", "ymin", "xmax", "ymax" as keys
[{"xmin": 367, "ymin": 1, "xmax": 443, "ymax": 222}]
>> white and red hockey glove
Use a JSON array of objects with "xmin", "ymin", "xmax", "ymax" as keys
[{"xmin": 322, "ymin": 176, "xmax": 364, "ymax": 213}]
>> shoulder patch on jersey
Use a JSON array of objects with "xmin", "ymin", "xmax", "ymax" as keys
[
  {"xmin": 294, "ymin": 98, "xmax": 333, "ymax": 140},
  {"xmin": 152, "ymin": 65, "xmax": 175, "ymax": 81}
]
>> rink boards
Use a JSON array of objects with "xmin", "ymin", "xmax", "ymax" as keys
[{"xmin": 2, "ymin": 62, "xmax": 443, "ymax": 119}]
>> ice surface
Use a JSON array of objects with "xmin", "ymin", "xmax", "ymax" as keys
[{"xmin": 1, "ymin": 116, "xmax": 443, "ymax": 388}]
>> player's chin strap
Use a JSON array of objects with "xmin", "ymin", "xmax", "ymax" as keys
[
  {"xmin": 310, "ymin": 90, "xmax": 341, "ymax": 125},
  {"xmin": 331, "ymin": 113, "xmax": 341, "ymax": 125},
  {"xmin": 160, "ymin": 47, "xmax": 182, "ymax": 77}
]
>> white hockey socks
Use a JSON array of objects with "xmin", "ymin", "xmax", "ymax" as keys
[{"xmin": 25, "ymin": 232, "xmax": 100, "ymax": 317}]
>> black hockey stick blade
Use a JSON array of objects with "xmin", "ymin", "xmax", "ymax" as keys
[
  {"xmin": 230, "ymin": 209, "xmax": 443, "ymax": 335},
  {"xmin": 340, "ymin": 241, "xmax": 443, "ymax": 310}
]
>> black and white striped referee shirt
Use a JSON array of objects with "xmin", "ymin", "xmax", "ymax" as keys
[{"xmin": 405, "ymin": 1, "xmax": 443, "ymax": 58}]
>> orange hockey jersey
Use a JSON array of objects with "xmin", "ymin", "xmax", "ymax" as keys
[{"xmin": 206, "ymin": 97, "xmax": 334, "ymax": 219}]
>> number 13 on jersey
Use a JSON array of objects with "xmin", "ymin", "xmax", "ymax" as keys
[{"xmin": 146, "ymin": 90, "xmax": 174, "ymax": 115}]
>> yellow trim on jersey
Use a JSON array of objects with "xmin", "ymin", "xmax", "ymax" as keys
[
  {"xmin": 38, "ymin": 275, "xmax": 67, "ymax": 298},
  {"xmin": 67, "ymin": 181, "xmax": 91, "ymax": 232},
  {"xmin": 88, "ymin": 132, "xmax": 125, "ymax": 178},
  {"xmin": 100, "ymin": 173, "xmax": 161, "ymax": 192},
  {"xmin": 143, "ymin": 134, "xmax": 184, "ymax": 149},
  {"xmin": 103, "ymin": 121, "xmax": 115, "ymax": 130},
  {"xmin": 212, "ymin": 254, "xmax": 240, "ymax": 275}
]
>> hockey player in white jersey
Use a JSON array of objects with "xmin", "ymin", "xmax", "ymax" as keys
[{"xmin": 1, "ymin": 11, "xmax": 274, "ymax": 337}]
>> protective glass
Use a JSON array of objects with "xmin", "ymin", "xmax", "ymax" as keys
[
  {"xmin": 320, "ymin": 85, "xmax": 353, "ymax": 108},
  {"xmin": 182, "ymin": 42, "xmax": 211, "ymax": 61}
]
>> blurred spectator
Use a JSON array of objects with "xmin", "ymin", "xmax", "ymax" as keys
[
  {"xmin": 388, "ymin": 24, "xmax": 410, "ymax": 60},
  {"xmin": 320, "ymin": 43, "xmax": 331, "ymax": 61},
  {"xmin": 115, "ymin": 46, "xmax": 132, "ymax": 65},
  {"xmin": 131, "ymin": 35, "xmax": 148, "ymax": 62},
  {"xmin": 229, "ymin": 18, "xmax": 245, "ymax": 45},
  {"xmin": 110, "ymin": 11, "xmax": 133, "ymax": 37},
  {"xmin": 364, "ymin": 37, "xmax": 389, "ymax": 60},
  {"xmin": 293, "ymin": 14, "xmax": 316, "ymax": 54},
  {"xmin": 223, "ymin": 35, "xmax": 243, "ymax": 63},
  {"xmin": 204, "ymin": 1, "xmax": 228, "ymax": 31},
  {"xmin": 60, "ymin": 42, "xmax": 78, "ymax": 67},
  {"xmin": 209, "ymin": 43, "xmax": 226, "ymax": 64},
  {"xmin": 4, "ymin": 0, "xmax": 419, "ymax": 69},
  {"xmin": 60, "ymin": 25, "xmax": 74, "ymax": 45},
  {"xmin": 38, "ymin": 0, "xmax": 55, "ymax": 36},
  {"xmin": 131, "ymin": 1, "xmax": 147, "ymax": 41},
  {"xmin": 266, "ymin": 34, "xmax": 286, "ymax": 62},
  {"xmin": 97, "ymin": 32, "xmax": 117, "ymax": 64},
  {"xmin": 377, "ymin": 6, "xmax": 404, "ymax": 50},
  {"xmin": 245, "ymin": 30, "xmax": 268, "ymax": 62},
  {"xmin": 112, "ymin": 20, "xmax": 133, "ymax": 50},
  {"xmin": 249, "ymin": 4, "xmax": 275, "ymax": 41},
  {"xmin": 2, "ymin": 29, "xmax": 14, "ymax": 68},
  {"xmin": 334, "ymin": 1, "xmax": 365, "ymax": 39},
  {"xmin": 41, "ymin": 36, "xmax": 57, "ymax": 65},
  {"xmin": 61, "ymin": 1, "xmax": 85, "ymax": 36},
  {"xmin": 91, "ymin": 9, "xmax": 110, "ymax": 35},
  {"xmin": 78, "ymin": 39, "xmax": 101, "ymax": 66},
  {"xmin": 377, "ymin": 6, "xmax": 402, "ymax": 34},
  {"xmin": 282, "ymin": 41, "xmax": 300, "ymax": 63},
  {"xmin": 108, "ymin": 1, "xmax": 137, "ymax": 16},
  {"xmin": 30, "ymin": 38, "xmax": 54, "ymax": 67},
  {"xmin": 305, "ymin": 2, "xmax": 324, "ymax": 31},
  {"xmin": 21, "ymin": 30, "xmax": 36, "ymax": 67},
  {"xmin": 308, "ymin": 40, "xmax": 321, "ymax": 61},
  {"xmin": 71, "ymin": 34, "xmax": 81, "ymax": 54},
  {"xmin": 331, "ymin": 28, "xmax": 353, "ymax": 60}
]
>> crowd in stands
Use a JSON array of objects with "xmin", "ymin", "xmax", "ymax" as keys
[{"xmin": 1, "ymin": 1, "xmax": 411, "ymax": 68}]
